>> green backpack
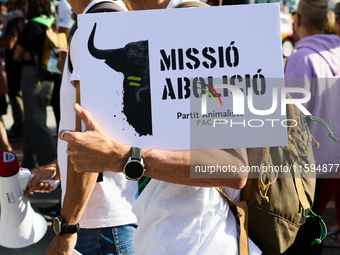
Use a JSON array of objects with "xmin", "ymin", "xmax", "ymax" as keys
[{"xmin": 217, "ymin": 93, "xmax": 331, "ymax": 255}]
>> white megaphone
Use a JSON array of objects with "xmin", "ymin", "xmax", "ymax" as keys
[{"xmin": 0, "ymin": 151, "xmax": 59, "ymax": 248}]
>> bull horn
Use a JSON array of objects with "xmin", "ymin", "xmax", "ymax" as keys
[
  {"xmin": 87, "ymin": 23, "xmax": 125, "ymax": 72},
  {"xmin": 88, "ymin": 23, "xmax": 113, "ymax": 60}
]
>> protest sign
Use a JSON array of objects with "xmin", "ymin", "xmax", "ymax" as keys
[{"xmin": 78, "ymin": 3, "xmax": 288, "ymax": 150}]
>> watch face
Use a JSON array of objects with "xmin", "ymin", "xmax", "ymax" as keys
[
  {"xmin": 125, "ymin": 160, "xmax": 144, "ymax": 180},
  {"xmin": 52, "ymin": 217, "xmax": 61, "ymax": 234}
]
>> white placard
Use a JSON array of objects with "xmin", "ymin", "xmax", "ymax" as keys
[{"xmin": 78, "ymin": 3, "xmax": 287, "ymax": 150}]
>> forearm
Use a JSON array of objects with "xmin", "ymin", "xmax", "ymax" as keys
[
  {"xmin": 61, "ymin": 159, "xmax": 98, "ymax": 225},
  {"xmin": 45, "ymin": 158, "xmax": 59, "ymax": 173},
  {"xmin": 141, "ymin": 148, "xmax": 248, "ymax": 188},
  {"xmin": 91, "ymin": 145, "xmax": 247, "ymax": 188}
]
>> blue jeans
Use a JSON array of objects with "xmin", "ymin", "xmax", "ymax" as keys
[{"xmin": 75, "ymin": 223, "xmax": 137, "ymax": 255}]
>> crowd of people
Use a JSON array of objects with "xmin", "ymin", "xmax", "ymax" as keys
[{"xmin": 0, "ymin": 0, "xmax": 340, "ymax": 254}]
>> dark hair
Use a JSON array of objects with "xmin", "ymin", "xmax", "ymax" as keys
[
  {"xmin": 298, "ymin": 0, "xmax": 328, "ymax": 32},
  {"xmin": 26, "ymin": 0, "xmax": 51, "ymax": 20}
]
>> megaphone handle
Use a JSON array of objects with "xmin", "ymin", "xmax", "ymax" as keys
[
  {"xmin": 29, "ymin": 174, "xmax": 60, "ymax": 192},
  {"xmin": 41, "ymin": 179, "xmax": 60, "ymax": 191}
]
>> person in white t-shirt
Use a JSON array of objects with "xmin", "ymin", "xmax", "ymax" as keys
[
  {"xmin": 28, "ymin": 1, "xmax": 138, "ymax": 255},
  {"xmin": 57, "ymin": 0, "xmax": 75, "ymax": 38},
  {"xmin": 58, "ymin": 1, "xmax": 262, "ymax": 254}
]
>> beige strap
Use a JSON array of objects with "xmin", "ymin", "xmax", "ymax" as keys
[
  {"xmin": 293, "ymin": 161, "xmax": 311, "ymax": 211},
  {"xmin": 284, "ymin": 93, "xmax": 310, "ymax": 210},
  {"xmin": 285, "ymin": 93, "xmax": 297, "ymax": 136},
  {"xmin": 216, "ymin": 187, "xmax": 235, "ymax": 205},
  {"xmin": 261, "ymin": 146, "xmax": 270, "ymax": 163},
  {"xmin": 219, "ymin": 0, "xmax": 223, "ymax": 6},
  {"xmin": 216, "ymin": 188, "xmax": 249, "ymax": 255},
  {"xmin": 235, "ymin": 201, "xmax": 249, "ymax": 255}
]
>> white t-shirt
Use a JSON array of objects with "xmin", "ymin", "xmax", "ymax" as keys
[
  {"xmin": 131, "ymin": 2, "xmax": 261, "ymax": 254},
  {"xmin": 132, "ymin": 181, "xmax": 261, "ymax": 255},
  {"xmin": 57, "ymin": 0, "xmax": 75, "ymax": 30},
  {"xmin": 58, "ymin": 0, "xmax": 136, "ymax": 229}
]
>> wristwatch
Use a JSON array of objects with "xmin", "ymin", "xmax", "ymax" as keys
[
  {"xmin": 52, "ymin": 216, "xmax": 80, "ymax": 235},
  {"xmin": 123, "ymin": 147, "xmax": 145, "ymax": 181}
]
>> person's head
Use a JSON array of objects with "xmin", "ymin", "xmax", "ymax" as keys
[
  {"xmin": 0, "ymin": 0, "xmax": 7, "ymax": 14},
  {"xmin": 25, "ymin": 0, "xmax": 51, "ymax": 19},
  {"xmin": 294, "ymin": 0, "xmax": 328, "ymax": 38},
  {"xmin": 334, "ymin": 2, "xmax": 340, "ymax": 37},
  {"xmin": 5, "ymin": 0, "xmax": 22, "ymax": 12}
]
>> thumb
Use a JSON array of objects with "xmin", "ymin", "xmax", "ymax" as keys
[{"xmin": 74, "ymin": 103, "xmax": 97, "ymax": 132}]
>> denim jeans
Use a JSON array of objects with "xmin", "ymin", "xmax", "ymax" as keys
[{"xmin": 75, "ymin": 223, "xmax": 137, "ymax": 255}]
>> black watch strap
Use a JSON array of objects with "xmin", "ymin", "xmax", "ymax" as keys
[
  {"xmin": 131, "ymin": 147, "xmax": 142, "ymax": 161},
  {"xmin": 54, "ymin": 216, "xmax": 80, "ymax": 235},
  {"xmin": 97, "ymin": 172, "xmax": 103, "ymax": 182},
  {"xmin": 60, "ymin": 222, "xmax": 80, "ymax": 235}
]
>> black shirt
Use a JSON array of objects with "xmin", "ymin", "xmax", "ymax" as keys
[{"xmin": 17, "ymin": 20, "xmax": 47, "ymax": 66}]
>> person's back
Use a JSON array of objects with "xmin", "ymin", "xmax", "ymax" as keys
[{"xmin": 284, "ymin": 0, "xmax": 340, "ymax": 175}]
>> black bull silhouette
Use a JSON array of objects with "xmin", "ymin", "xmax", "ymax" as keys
[{"xmin": 88, "ymin": 23, "xmax": 152, "ymax": 136}]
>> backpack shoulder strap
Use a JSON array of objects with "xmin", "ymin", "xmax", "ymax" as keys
[
  {"xmin": 216, "ymin": 187, "xmax": 249, "ymax": 255},
  {"xmin": 174, "ymin": 1, "xmax": 209, "ymax": 8}
]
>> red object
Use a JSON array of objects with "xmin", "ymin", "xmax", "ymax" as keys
[{"xmin": 0, "ymin": 151, "xmax": 20, "ymax": 177}]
